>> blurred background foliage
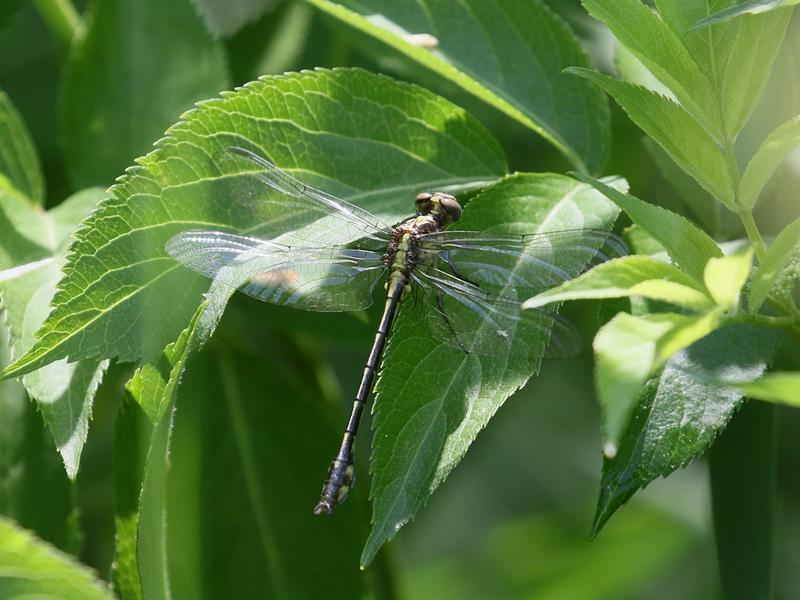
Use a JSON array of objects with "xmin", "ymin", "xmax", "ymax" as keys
[{"xmin": 2, "ymin": 0, "xmax": 800, "ymax": 598}]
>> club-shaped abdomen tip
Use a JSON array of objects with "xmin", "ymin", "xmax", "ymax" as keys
[{"xmin": 313, "ymin": 499, "xmax": 334, "ymax": 515}]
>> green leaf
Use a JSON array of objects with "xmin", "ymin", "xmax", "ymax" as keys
[
  {"xmin": 643, "ymin": 137, "xmax": 737, "ymax": 239},
  {"xmin": 593, "ymin": 324, "xmax": 778, "ymax": 536},
  {"xmin": 165, "ymin": 343, "xmax": 369, "ymax": 598},
  {"xmin": 570, "ymin": 174, "xmax": 723, "ymax": 281},
  {"xmin": 750, "ymin": 219, "xmax": 800, "ymax": 311},
  {"xmin": 0, "ymin": 322, "xmax": 77, "ymax": 553},
  {"xmin": 0, "ymin": 516, "xmax": 114, "ymax": 599},
  {"xmin": 60, "ymin": 0, "xmax": 230, "ymax": 188},
  {"xmin": 0, "ymin": 91, "xmax": 43, "ymax": 203},
  {"xmin": 709, "ymin": 401, "xmax": 776, "ymax": 600},
  {"xmin": 737, "ymin": 372, "xmax": 800, "ymax": 405},
  {"xmin": 192, "ymin": 0, "xmax": 277, "ymax": 38},
  {"xmin": 111, "ymin": 395, "xmax": 150, "ymax": 600},
  {"xmin": 740, "ymin": 115, "xmax": 800, "ymax": 209},
  {"xmin": 524, "ymin": 255, "xmax": 715, "ymax": 312},
  {"xmin": 304, "ymin": 0, "xmax": 611, "ymax": 173},
  {"xmin": 691, "ymin": 0, "xmax": 799, "ymax": 29},
  {"xmin": 112, "ymin": 304, "xmax": 205, "ymax": 600},
  {"xmin": 594, "ymin": 312, "xmax": 685, "ymax": 456},
  {"xmin": 363, "ymin": 172, "xmax": 620, "ymax": 566},
  {"xmin": 2, "ymin": 68, "xmax": 507, "ymax": 380},
  {"xmin": 0, "ymin": 188, "xmax": 108, "ymax": 478},
  {"xmin": 580, "ymin": 0, "xmax": 720, "ymax": 135},
  {"xmin": 658, "ymin": 0, "xmax": 791, "ymax": 141},
  {"xmin": 703, "ymin": 248, "xmax": 754, "ymax": 309},
  {"xmin": 568, "ymin": 69, "xmax": 735, "ymax": 207}
]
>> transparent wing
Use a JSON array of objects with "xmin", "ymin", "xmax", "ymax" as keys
[
  {"xmin": 166, "ymin": 230, "xmax": 386, "ymax": 311},
  {"xmin": 223, "ymin": 146, "xmax": 393, "ymax": 248},
  {"xmin": 416, "ymin": 229, "xmax": 626, "ymax": 295},
  {"xmin": 409, "ymin": 268, "xmax": 581, "ymax": 358},
  {"xmin": 410, "ymin": 229, "xmax": 626, "ymax": 356}
]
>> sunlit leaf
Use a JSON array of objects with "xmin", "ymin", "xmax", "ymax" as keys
[
  {"xmin": 524, "ymin": 255, "xmax": 714, "ymax": 312},
  {"xmin": 0, "ymin": 516, "xmax": 114, "ymax": 599},
  {"xmin": 593, "ymin": 325, "xmax": 778, "ymax": 536},
  {"xmin": 594, "ymin": 312, "xmax": 684, "ymax": 456},
  {"xmin": 737, "ymin": 372, "xmax": 800, "ymax": 405},
  {"xmin": 2, "ymin": 68, "xmax": 507, "ymax": 380},
  {"xmin": 740, "ymin": 115, "xmax": 800, "ymax": 209},
  {"xmin": 304, "ymin": 0, "xmax": 611, "ymax": 173},
  {"xmin": 568, "ymin": 70, "xmax": 735, "ymax": 208},
  {"xmin": 580, "ymin": 0, "xmax": 721, "ymax": 135},
  {"xmin": 750, "ymin": 217, "xmax": 800, "ymax": 311},
  {"xmin": 691, "ymin": 0, "xmax": 799, "ymax": 29},
  {"xmin": 0, "ymin": 188, "xmax": 108, "ymax": 478},
  {"xmin": 658, "ymin": 0, "xmax": 791, "ymax": 140},
  {"xmin": 571, "ymin": 174, "xmax": 722, "ymax": 281},
  {"xmin": 703, "ymin": 248, "xmax": 753, "ymax": 309}
]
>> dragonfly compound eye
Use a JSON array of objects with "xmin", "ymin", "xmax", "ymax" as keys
[
  {"xmin": 415, "ymin": 192, "xmax": 433, "ymax": 214},
  {"xmin": 438, "ymin": 194, "xmax": 462, "ymax": 222}
]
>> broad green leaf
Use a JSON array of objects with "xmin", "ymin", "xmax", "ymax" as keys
[
  {"xmin": 524, "ymin": 255, "xmax": 714, "ymax": 312},
  {"xmin": 60, "ymin": 0, "xmax": 229, "ymax": 188},
  {"xmin": 737, "ymin": 372, "xmax": 800, "ymax": 405},
  {"xmin": 568, "ymin": 69, "xmax": 735, "ymax": 207},
  {"xmin": 703, "ymin": 248, "xmax": 753, "ymax": 309},
  {"xmin": 643, "ymin": 138, "xmax": 737, "ymax": 239},
  {"xmin": 0, "ymin": 322, "xmax": 77, "ymax": 553},
  {"xmin": 614, "ymin": 42, "xmax": 675, "ymax": 99},
  {"xmin": 0, "ymin": 516, "xmax": 114, "ymax": 599},
  {"xmin": 364, "ymin": 173, "xmax": 621, "ymax": 566},
  {"xmin": 740, "ymin": 115, "xmax": 800, "ymax": 209},
  {"xmin": 0, "ymin": 91, "xmax": 43, "ymax": 203},
  {"xmin": 112, "ymin": 304, "xmax": 205, "ymax": 600},
  {"xmin": 709, "ymin": 401, "xmax": 776, "ymax": 600},
  {"xmin": 658, "ymin": 0, "xmax": 791, "ymax": 141},
  {"xmin": 570, "ymin": 174, "xmax": 723, "ymax": 282},
  {"xmin": 192, "ymin": 0, "xmax": 277, "ymax": 38},
  {"xmin": 692, "ymin": 0, "xmax": 799, "ymax": 29},
  {"xmin": 594, "ymin": 312, "xmax": 685, "ymax": 456},
  {"xmin": 305, "ymin": 0, "xmax": 611, "ymax": 173},
  {"xmin": 2, "ymin": 68, "xmax": 507, "ymax": 380},
  {"xmin": 593, "ymin": 324, "xmax": 777, "ymax": 536},
  {"xmin": 165, "ymin": 342, "xmax": 368, "ymax": 598},
  {"xmin": 623, "ymin": 224, "xmax": 666, "ymax": 256},
  {"xmin": 580, "ymin": 0, "xmax": 721, "ymax": 135},
  {"xmin": 0, "ymin": 188, "xmax": 108, "ymax": 478},
  {"xmin": 653, "ymin": 308, "xmax": 723, "ymax": 364}
]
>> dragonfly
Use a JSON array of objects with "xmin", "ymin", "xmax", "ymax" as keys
[{"xmin": 166, "ymin": 146, "xmax": 625, "ymax": 515}]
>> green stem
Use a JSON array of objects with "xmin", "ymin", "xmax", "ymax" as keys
[
  {"xmin": 32, "ymin": 0, "xmax": 82, "ymax": 45},
  {"xmin": 739, "ymin": 210, "xmax": 767, "ymax": 263},
  {"xmin": 709, "ymin": 401, "xmax": 776, "ymax": 600}
]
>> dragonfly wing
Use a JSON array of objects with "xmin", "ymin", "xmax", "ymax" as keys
[
  {"xmin": 225, "ymin": 146, "xmax": 393, "ymax": 247},
  {"xmin": 409, "ymin": 229, "xmax": 624, "ymax": 357},
  {"xmin": 409, "ymin": 267, "xmax": 582, "ymax": 358},
  {"xmin": 416, "ymin": 229, "xmax": 626, "ymax": 296},
  {"xmin": 167, "ymin": 230, "xmax": 386, "ymax": 311}
]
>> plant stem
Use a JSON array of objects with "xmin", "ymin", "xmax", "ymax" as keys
[
  {"xmin": 32, "ymin": 0, "xmax": 82, "ymax": 45},
  {"xmin": 739, "ymin": 210, "xmax": 767, "ymax": 263},
  {"xmin": 709, "ymin": 400, "xmax": 776, "ymax": 600}
]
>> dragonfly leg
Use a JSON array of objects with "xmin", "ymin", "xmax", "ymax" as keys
[
  {"xmin": 434, "ymin": 289, "xmax": 469, "ymax": 354},
  {"xmin": 442, "ymin": 251, "xmax": 480, "ymax": 288}
]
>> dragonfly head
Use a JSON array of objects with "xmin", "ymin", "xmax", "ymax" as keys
[{"xmin": 415, "ymin": 192, "xmax": 462, "ymax": 224}]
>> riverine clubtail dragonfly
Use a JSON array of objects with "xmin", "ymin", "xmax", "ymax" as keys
[{"xmin": 166, "ymin": 146, "xmax": 623, "ymax": 515}]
